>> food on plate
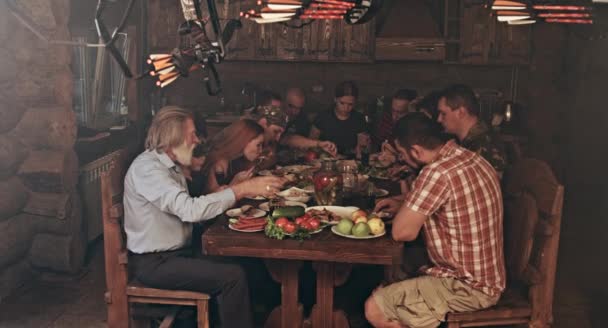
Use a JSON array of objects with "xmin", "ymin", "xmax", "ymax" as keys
[
  {"xmin": 354, "ymin": 216, "xmax": 368, "ymax": 224},
  {"xmin": 229, "ymin": 217, "xmax": 267, "ymax": 231},
  {"xmin": 283, "ymin": 222, "xmax": 297, "ymax": 234},
  {"xmin": 367, "ymin": 166, "xmax": 390, "ymax": 179},
  {"xmin": 285, "ymin": 189, "xmax": 306, "ymax": 197},
  {"xmin": 350, "ymin": 210, "xmax": 367, "ymax": 221},
  {"xmin": 367, "ymin": 218, "xmax": 385, "ymax": 235},
  {"xmin": 307, "ymin": 208, "xmax": 341, "ymax": 223},
  {"xmin": 271, "ymin": 205, "xmax": 305, "ymax": 219},
  {"xmin": 336, "ymin": 219, "xmax": 354, "ymax": 235},
  {"xmin": 240, "ymin": 205, "xmax": 256, "ymax": 216},
  {"xmin": 275, "ymin": 217, "xmax": 289, "ymax": 228},
  {"xmin": 265, "ymin": 211, "xmax": 325, "ymax": 240},
  {"xmin": 352, "ymin": 222, "xmax": 371, "ymax": 237}
]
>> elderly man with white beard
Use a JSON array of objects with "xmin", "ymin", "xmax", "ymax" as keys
[{"xmin": 124, "ymin": 106, "xmax": 285, "ymax": 328}]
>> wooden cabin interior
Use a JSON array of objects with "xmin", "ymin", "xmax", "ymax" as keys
[{"xmin": 0, "ymin": 0, "xmax": 607, "ymax": 327}]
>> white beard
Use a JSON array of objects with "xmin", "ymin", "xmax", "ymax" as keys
[{"xmin": 172, "ymin": 142, "xmax": 195, "ymax": 166}]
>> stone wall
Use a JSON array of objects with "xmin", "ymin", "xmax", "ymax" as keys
[{"xmin": 0, "ymin": 0, "xmax": 84, "ymax": 300}]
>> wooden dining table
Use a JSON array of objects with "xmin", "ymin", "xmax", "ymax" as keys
[{"xmin": 202, "ymin": 214, "xmax": 403, "ymax": 328}]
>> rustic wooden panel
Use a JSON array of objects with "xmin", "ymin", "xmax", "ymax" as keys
[
  {"xmin": 223, "ymin": 1, "xmax": 257, "ymax": 60},
  {"xmin": 460, "ymin": 3, "xmax": 491, "ymax": 64},
  {"xmin": 147, "ymin": 0, "xmax": 183, "ymax": 51}
]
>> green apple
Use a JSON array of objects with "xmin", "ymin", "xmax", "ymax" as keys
[{"xmin": 336, "ymin": 219, "xmax": 354, "ymax": 235}]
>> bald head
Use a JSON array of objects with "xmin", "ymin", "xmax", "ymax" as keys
[{"xmin": 286, "ymin": 87, "xmax": 306, "ymax": 119}]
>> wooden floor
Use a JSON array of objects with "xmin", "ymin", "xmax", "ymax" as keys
[{"xmin": 0, "ymin": 185, "xmax": 606, "ymax": 328}]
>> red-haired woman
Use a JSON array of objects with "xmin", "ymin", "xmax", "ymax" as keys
[{"xmin": 202, "ymin": 119, "xmax": 265, "ymax": 193}]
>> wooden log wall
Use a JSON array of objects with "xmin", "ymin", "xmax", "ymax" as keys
[{"xmin": 0, "ymin": 0, "xmax": 84, "ymax": 299}]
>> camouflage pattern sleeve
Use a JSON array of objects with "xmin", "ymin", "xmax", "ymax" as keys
[{"xmin": 461, "ymin": 122, "xmax": 508, "ymax": 175}]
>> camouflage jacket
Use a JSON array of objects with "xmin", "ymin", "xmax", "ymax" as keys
[{"xmin": 461, "ymin": 121, "xmax": 508, "ymax": 175}]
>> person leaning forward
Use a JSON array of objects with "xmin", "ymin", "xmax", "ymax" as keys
[
  {"xmin": 368, "ymin": 113, "xmax": 505, "ymax": 328},
  {"xmin": 124, "ymin": 106, "xmax": 286, "ymax": 328}
]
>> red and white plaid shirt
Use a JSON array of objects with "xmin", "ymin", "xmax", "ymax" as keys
[{"xmin": 404, "ymin": 140, "xmax": 506, "ymax": 297}]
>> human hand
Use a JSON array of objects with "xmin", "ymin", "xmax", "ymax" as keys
[
  {"xmin": 232, "ymin": 176, "xmax": 287, "ymax": 200},
  {"xmin": 318, "ymin": 141, "xmax": 337, "ymax": 156},
  {"xmin": 357, "ymin": 132, "xmax": 371, "ymax": 149},
  {"xmin": 374, "ymin": 197, "xmax": 402, "ymax": 215},
  {"xmin": 231, "ymin": 167, "xmax": 254, "ymax": 185},
  {"xmin": 381, "ymin": 141, "xmax": 397, "ymax": 155}
]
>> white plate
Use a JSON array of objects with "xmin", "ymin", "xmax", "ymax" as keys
[
  {"xmin": 277, "ymin": 187, "xmax": 312, "ymax": 203},
  {"xmin": 258, "ymin": 170, "xmax": 273, "ymax": 176},
  {"xmin": 226, "ymin": 208, "xmax": 266, "ymax": 218},
  {"xmin": 259, "ymin": 201, "xmax": 307, "ymax": 212},
  {"xmin": 285, "ymin": 227, "xmax": 324, "ymax": 236},
  {"xmin": 331, "ymin": 225, "xmax": 386, "ymax": 239},
  {"xmin": 245, "ymin": 195, "xmax": 266, "ymax": 201},
  {"xmin": 228, "ymin": 224, "xmax": 265, "ymax": 233},
  {"xmin": 305, "ymin": 206, "xmax": 359, "ymax": 225},
  {"xmin": 374, "ymin": 189, "xmax": 389, "ymax": 197}
]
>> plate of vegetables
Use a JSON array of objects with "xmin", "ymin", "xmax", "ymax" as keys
[{"xmin": 264, "ymin": 205, "xmax": 328, "ymax": 240}]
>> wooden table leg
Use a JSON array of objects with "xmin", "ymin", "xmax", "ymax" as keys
[
  {"xmin": 264, "ymin": 260, "xmax": 304, "ymax": 328},
  {"xmin": 310, "ymin": 262, "xmax": 352, "ymax": 328}
]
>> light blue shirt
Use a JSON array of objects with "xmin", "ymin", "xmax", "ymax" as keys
[{"xmin": 124, "ymin": 150, "xmax": 236, "ymax": 254}]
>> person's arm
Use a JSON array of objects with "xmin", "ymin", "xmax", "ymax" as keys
[
  {"xmin": 281, "ymin": 133, "xmax": 318, "ymax": 148},
  {"xmin": 392, "ymin": 168, "xmax": 449, "ymax": 242},
  {"xmin": 392, "ymin": 206, "xmax": 427, "ymax": 242},
  {"xmin": 281, "ymin": 134, "xmax": 337, "ymax": 156},
  {"xmin": 132, "ymin": 166, "xmax": 235, "ymax": 223}
]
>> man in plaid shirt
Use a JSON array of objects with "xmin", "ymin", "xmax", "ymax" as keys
[{"xmin": 366, "ymin": 113, "xmax": 505, "ymax": 328}]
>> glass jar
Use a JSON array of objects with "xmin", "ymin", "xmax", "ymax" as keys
[
  {"xmin": 339, "ymin": 163, "xmax": 358, "ymax": 192},
  {"xmin": 313, "ymin": 160, "xmax": 343, "ymax": 205}
]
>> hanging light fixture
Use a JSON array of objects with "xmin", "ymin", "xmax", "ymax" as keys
[
  {"xmin": 496, "ymin": 10, "xmax": 532, "ymax": 22},
  {"xmin": 491, "ymin": 0, "xmax": 527, "ymax": 10}
]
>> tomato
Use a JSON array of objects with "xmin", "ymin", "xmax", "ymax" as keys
[
  {"xmin": 295, "ymin": 217, "xmax": 306, "ymax": 225},
  {"xmin": 305, "ymin": 150, "xmax": 319, "ymax": 162},
  {"xmin": 275, "ymin": 217, "xmax": 289, "ymax": 228},
  {"xmin": 299, "ymin": 221, "xmax": 313, "ymax": 231},
  {"xmin": 308, "ymin": 218, "xmax": 320, "ymax": 230},
  {"xmin": 283, "ymin": 222, "xmax": 297, "ymax": 234},
  {"xmin": 302, "ymin": 213, "xmax": 313, "ymax": 220}
]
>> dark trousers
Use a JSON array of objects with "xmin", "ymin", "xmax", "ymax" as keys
[{"xmin": 130, "ymin": 249, "xmax": 253, "ymax": 328}]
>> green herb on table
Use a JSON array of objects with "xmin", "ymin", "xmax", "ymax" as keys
[{"xmin": 264, "ymin": 217, "xmax": 286, "ymax": 240}]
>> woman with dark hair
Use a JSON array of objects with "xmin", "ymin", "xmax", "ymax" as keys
[
  {"xmin": 202, "ymin": 119, "xmax": 266, "ymax": 193},
  {"xmin": 309, "ymin": 81, "xmax": 369, "ymax": 156}
]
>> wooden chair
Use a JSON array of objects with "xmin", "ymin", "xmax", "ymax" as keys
[
  {"xmin": 446, "ymin": 158, "xmax": 564, "ymax": 328},
  {"xmin": 101, "ymin": 153, "xmax": 210, "ymax": 328}
]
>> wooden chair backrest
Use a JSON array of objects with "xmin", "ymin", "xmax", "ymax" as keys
[
  {"xmin": 502, "ymin": 158, "xmax": 564, "ymax": 326},
  {"xmin": 101, "ymin": 150, "xmax": 129, "ymax": 327}
]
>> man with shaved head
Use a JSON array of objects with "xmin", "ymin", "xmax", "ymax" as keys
[{"xmin": 280, "ymin": 87, "xmax": 337, "ymax": 156}]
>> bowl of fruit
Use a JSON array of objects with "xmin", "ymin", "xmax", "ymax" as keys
[{"xmin": 331, "ymin": 209, "xmax": 386, "ymax": 239}]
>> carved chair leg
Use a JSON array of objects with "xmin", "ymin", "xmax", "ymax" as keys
[{"xmin": 196, "ymin": 299, "xmax": 210, "ymax": 328}]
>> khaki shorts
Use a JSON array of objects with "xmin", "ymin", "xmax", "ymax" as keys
[{"xmin": 373, "ymin": 276, "xmax": 499, "ymax": 328}]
